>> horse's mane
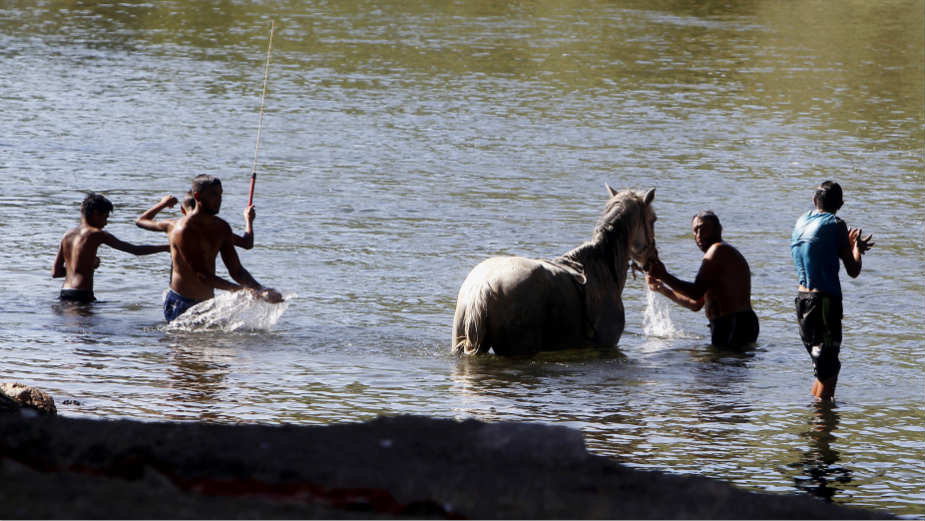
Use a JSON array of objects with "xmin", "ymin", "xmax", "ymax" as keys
[
  {"xmin": 592, "ymin": 189, "xmax": 645, "ymax": 246},
  {"xmin": 553, "ymin": 190, "xmax": 645, "ymax": 284}
]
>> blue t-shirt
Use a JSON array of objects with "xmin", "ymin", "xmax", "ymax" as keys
[{"xmin": 791, "ymin": 210, "xmax": 848, "ymax": 297}]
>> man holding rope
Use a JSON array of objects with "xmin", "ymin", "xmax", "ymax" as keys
[{"xmin": 162, "ymin": 174, "xmax": 281, "ymax": 322}]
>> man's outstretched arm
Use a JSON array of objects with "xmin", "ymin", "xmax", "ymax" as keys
[
  {"xmin": 647, "ymin": 258, "xmax": 710, "ymax": 303},
  {"xmin": 101, "ymin": 233, "xmax": 170, "ymax": 255},
  {"xmin": 219, "ymin": 239, "xmax": 283, "ymax": 302},
  {"xmin": 647, "ymin": 274, "xmax": 703, "ymax": 311}
]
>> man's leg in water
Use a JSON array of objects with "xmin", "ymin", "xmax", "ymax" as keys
[{"xmin": 813, "ymin": 375, "xmax": 838, "ymax": 401}]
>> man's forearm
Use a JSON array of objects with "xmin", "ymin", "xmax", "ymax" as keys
[
  {"xmin": 207, "ymin": 274, "xmax": 243, "ymax": 292},
  {"xmin": 659, "ymin": 284, "xmax": 702, "ymax": 311},
  {"xmin": 661, "ymin": 272, "xmax": 702, "ymax": 301},
  {"xmin": 230, "ymin": 267, "xmax": 262, "ymax": 290}
]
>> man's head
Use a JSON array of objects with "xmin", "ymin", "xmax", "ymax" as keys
[
  {"xmin": 813, "ymin": 180, "xmax": 843, "ymax": 213},
  {"xmin": 80, "ymin": 192, "xmax": 113, "ymax": 227},
  {"xmin": 180, "ymin": 191, "xmax": 196, "ymax": 215},
  {"xmin": 191, "ymin": 175, "xmax": 222, "ymax": 215},
  {"xmin": 691, "ymin": 210, "xmax": 722, "ymax": 252}
]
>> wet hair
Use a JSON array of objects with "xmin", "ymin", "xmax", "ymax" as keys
[
  {"xmin": 182, "ymin": 191, "xmax": 196, "ymax": 210},
  {"xmin": 692, "ymin": 210, "xmax": 722, "ymax": 233},
  {"xmin": 191, "ymin": 174, "xmax": 222, "ymax": 194},
  {"xmin": 80, "ymin": 192, "xmax": 113, "ymax": 217},
  {"xmin": 814, "ymin": 180, "xmax": 843, "ymax": 212}
]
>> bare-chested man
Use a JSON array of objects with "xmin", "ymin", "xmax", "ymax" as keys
[
  {"xmin": 645, "ymin": 210, "xmax": 759, "ymax": 349},
  {"xmin": 161, "ymin": 175, "xmax": 281, "ymax": 322},
  {"xmin": 52, "ymin": 193, "xmax": 169, "ymax": 302}
]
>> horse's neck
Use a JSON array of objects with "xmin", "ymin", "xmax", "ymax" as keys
[{"xmin": 557, "ymin": 241, "xmax": 628, "ymax": 290}]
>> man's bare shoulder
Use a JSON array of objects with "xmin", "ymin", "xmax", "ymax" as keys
[
  {"xmin": 704, "ymin": 241, "xmax": 745, "ymax": 262},
  {"xmin": 60, "ymin": 226, "xmax": 81, "ymax": 241},
  {"xmin": 77, "ymin": 225, "xmax": 109, "ymax": 242}
]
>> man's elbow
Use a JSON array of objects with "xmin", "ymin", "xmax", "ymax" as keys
[{"xmin": 135, "ymin": 219, "xmax": 158, "ymax": 231}]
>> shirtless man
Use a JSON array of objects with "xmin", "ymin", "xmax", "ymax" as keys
[
  {"xmin": 645, "ymin": 211, "xmax": 759, "ymax": 349},
  {"xmin": 161, "ymin": 175, "xmax": 281, "ymax": 322},
  {"xmin": 52, "ymin": 193, "xmax": 170, "ymax": 302}
]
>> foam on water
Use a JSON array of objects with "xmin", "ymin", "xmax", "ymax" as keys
[
  {"xmin": 642, "ymin": 288, "xmax": 685, "ymax": 338},
  {"xmin": 164, "ymin": 291, "xmax": 293, "ymax": 333}
]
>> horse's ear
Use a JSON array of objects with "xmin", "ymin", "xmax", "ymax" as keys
[
  {"xmin": 643, "ymin": 187, "xmax": 655, "ymax": 205},
  {"xmin": 605, "ymin": 183, "xmax": 618, "ymax": 197}
]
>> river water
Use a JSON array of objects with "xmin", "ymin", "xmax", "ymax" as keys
[{"xmin": 1, "ymin": 0, "xmax": 922, "ymax": 516}]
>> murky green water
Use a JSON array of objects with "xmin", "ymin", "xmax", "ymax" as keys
[{"xmin": 1, "ymin": 1, "xmax": 922, "ymax": 516}]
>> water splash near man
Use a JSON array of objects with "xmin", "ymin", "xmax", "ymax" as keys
[
  {"xmin": 642, "ymin": 287, "xmax": 685, "ymax": 338},
  {"xmin": 165, "ymin": 290, "xmax": 294, "ymax": 332}
]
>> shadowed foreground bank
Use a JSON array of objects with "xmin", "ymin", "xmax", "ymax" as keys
[{"xmin": 0, "ymin": 412, "xmax": 894, "ymax": 520}]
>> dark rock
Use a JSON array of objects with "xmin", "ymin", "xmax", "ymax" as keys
[{"xmin": 0, "ymin": 414, "xmax": 892, "ymax": 519}]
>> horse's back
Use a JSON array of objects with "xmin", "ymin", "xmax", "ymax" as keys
[{"xmin": 452, "ymin": 256, "xmax": 585, "ymax": 356}]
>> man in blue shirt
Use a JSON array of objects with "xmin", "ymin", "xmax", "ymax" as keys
[{"xmin": 791, "ymin": 181, "xmax": 873, "ymax": 401}]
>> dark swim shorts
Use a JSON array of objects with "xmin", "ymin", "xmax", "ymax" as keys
[
  {"xmin": 163, "ymin": 289, "xmax": 202, "ymax": 323},
  {"xmin": 795, "ymin": 292, "xmax": 843, "ymax": 381},
  {"xmin": 709, "ymin": 308, "xmax": 759, "ymax": 349},
  {"xmin": 59, "ymin": 288, "xmax": 95, "ymax": 303}
]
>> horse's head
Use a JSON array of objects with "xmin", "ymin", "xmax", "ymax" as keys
[{"xmin": 601, "ymin": 185, "xmax": 658, "ymax": 272}]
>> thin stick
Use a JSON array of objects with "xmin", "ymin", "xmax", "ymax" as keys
[{"xmin": 249, "ymin": 20, "xmax": 275, "ymax": 206}]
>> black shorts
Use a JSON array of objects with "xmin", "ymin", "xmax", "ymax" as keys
[
  {"xmin": 59, "ymin": 288, "xmax": 95, "ymax": 303},
  {"xmin": 709, "ymin": 308, "xmax": 759, "ymax": 349},
  {"xmin": 795, "ymin": 292, "xmax": 843, "ymax": 381}
]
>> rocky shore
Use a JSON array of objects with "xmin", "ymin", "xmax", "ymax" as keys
[{"xmin": 1, "ymin": 384, "xmax": 892, "ymax": 519}]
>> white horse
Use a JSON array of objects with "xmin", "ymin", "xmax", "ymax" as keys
[{"xmin": 452, "ymin": 186, "xmax": 658, "ymax": 356}]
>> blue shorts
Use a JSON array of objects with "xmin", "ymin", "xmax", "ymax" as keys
[{"xmin": 163, "ymin": 289, "xmax": 202, "ymax": 323}]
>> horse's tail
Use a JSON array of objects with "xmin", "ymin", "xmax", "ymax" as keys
[{"xmin": 452, "ymin": 279, "xmax": 493, "ymax": 356}]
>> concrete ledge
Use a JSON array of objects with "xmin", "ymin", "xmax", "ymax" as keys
[{"xmin": 0, "ymin": 414, "xmax": 892, "ymax": 519}]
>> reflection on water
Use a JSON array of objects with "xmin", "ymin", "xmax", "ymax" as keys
[
  {"xmin": 165, "ymin": 340, "xmax": 231, "ymax": 422},
  {"xmin": 791, "ymin": 403, "xmax": 853, "ymax": 502}
]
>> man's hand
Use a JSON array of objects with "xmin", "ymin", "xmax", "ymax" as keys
[
  {"xmin": 161, "ymin": 194, "xmax": 178, "ymax": 208},
  {"xmin": 645, "ymin": 273, "xmax": 665, "ymax": 293},
  {"xmin": 243, "ymin": 205, "xmax": 256, "ymax": 224},
  {"xmin": 850, "ymin": 227, "xmax": 875, "ymax": 254},
  {"xmin": 646, "ymin": 259, "xmax": 667, "ymax": 280},
  {"xmin": 252, "ymin": 287, "xmax": 283, "ymax": 303}
]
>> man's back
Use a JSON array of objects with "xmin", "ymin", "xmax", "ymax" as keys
[
  {"xmin": 168, "ymin": 213, "xmax": 232, "ymax": 301},
  {"xmin": 702, "ymin": 241, "xmax": 752, "ymax": 320},
  {"xmin": 59, "ymin": 225, "xmax": 104, "ymax": 290},
  {"xmin": 791, "ymin": 210, "xmax": 847, "ymax": 297}
]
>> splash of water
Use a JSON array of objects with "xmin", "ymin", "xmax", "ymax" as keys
[
  {"xmin": 642, "ymin": 288, "xmax": 684, "ymax": 338},
  {"xmin": 165, "ymin": 291, "xmax": 293, "ymax": 333}
]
